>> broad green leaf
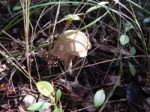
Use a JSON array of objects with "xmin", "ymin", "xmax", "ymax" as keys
[
  {"xmin": 124, "ymin": 22, "xmax": 134, "ymax": 32},
  {"xmin": 36, "ymin": 81, "xmax": 54, "ymax": 97},
  {"xmin": 119, "ymin": 34, "xmax": 129, "ymax": 45},
  {"xmin": 129, "ymin": 62, "xmax": 136, "ymax": 77},
  {"xmin": 27, "ymin": 102, "xmax": 51, "ymax": 111},
  {"xmin": 64, "ymin": 14, "xmax": 80, "ymax": 21},
  {"xmin": 54, "ymin": 106, "xmax": 62, "ymax": 112},
  {"xmin": 56, "ymin": 89, "xmax": 62, "ymax": 102},
  {"xmin": 94, "ymin": 89, "xmax": 105, "ymax": 107},
  {"xmin": 86, "ymin": 1, "xmax": 109, "ymax": 14},
  {"xmin": 130, "ymin": 46, "xmax": 136, "ymax": 56},
  {"xmin": 13, "ymin": 5, "xmax": 22, "ymax": 11}
]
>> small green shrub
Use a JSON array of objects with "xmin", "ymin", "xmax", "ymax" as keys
[{"xmin": 27, "ymin": 81, "xmax": 62, "ymax": 112}]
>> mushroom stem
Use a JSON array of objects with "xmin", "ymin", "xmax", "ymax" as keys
[{"xmin": 64, "ymin": 55, "xmax": 73, "ymax": 74}]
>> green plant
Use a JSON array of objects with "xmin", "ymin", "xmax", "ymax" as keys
[
  {"xmin": 119, "ymin": 34, "xmax": 129, "ymax": 46},
  {"xmin": 27, "ymin": 81, "xmax": 62, "ymax": 112},
  {"xmin": 94, "ymin": 89, "xmax": 105, "ymax": 108},
  {"xmin": 83, "ymin": 1, "xmax": 148, "ymax": 111},
  {"xmin": 120, "ymin": 21, "xmax": 137, "ymax": 77}
]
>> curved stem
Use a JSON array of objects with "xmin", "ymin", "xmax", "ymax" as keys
[{"xmin": 64, "ymin": 55, "xmax": 73, "ymax": 74}]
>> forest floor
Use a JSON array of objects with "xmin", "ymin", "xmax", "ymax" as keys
[{"xmin": 0, "ymin": 0, "xmax": 150, "ymax": 112}]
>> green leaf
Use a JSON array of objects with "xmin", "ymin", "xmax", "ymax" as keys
[
  {"xmin": 124, "ymin": 22, "xmax": 134, "ymax": 32},
  {"xmin": 129, "ymin": 62, "xmax": 136, "ymax": 77},
  {"xmin": 119, "ymin": 34, "xmax": 129, "ymax": 45},
  {"xmin": 56, "ymin": 89, "xmax": 62, "ymax": 102},
  {"xmin": 36, "ymin": 81, "xmax": 54, "ymax": 97},
  {"xmin": 130, "ymin": 46, "xmax": 136, "ymax": 56},
  {"xmin": 64, "ymin": 14, "xmax": 80, "ymax": 21},
  {"xmin": 54, "ymin": 106, "xmax": 61, "ymax": 112},
  {"xmin": 27, "ymin": 102, "xmax": 51, "ymax": 111},
  {"xmin": 143, "ymin": 17, "xmax": 150, "ymax": 25},
  {"xmin": 86, "ymin": 1, "xmax": 109, "ymax": 14},
  {"xmin": 13, "ymin": 5, "xmax": 22, "ymax": 11},
  {"xmin": 94, "ymin": 89, "xmax": 105, "ymax": 108}
]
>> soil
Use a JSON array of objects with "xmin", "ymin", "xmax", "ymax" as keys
[{"xmin": 0, "ymin": 0, "xmax": 150, "ymax": 112}]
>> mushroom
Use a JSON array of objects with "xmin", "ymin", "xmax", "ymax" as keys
[{"xmin": 50, "ymin": 30, "xmax": 91, "ymax": 73}]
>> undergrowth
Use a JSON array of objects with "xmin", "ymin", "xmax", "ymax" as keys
[{"xmin": 0, "ymin": 0, "xmax": 150, "ymax": 111}]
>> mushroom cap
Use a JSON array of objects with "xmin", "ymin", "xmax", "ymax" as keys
[{"xmin": 51, "ymin": 30, "xmax": 91, "ymax": 59}]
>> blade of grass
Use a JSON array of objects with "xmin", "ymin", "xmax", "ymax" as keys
[{"xmin": 22, "ymin": 0, "xmax": 33, "ymax": 89}]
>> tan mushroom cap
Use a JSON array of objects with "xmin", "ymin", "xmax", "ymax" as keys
[
  {"xmin": 50, "ymin": 30, "xmax": 91, "ymax": 73},
  {"xmin": 51, "ymin": 30, "xmax": 91, "ymax": 58}
]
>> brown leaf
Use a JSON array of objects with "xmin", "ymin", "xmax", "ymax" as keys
[
  {"xmin": 99, "ymin": 45, "xmax": 130, "ymax": 55},
  {"xmin": 60, "ymin": 79, "xmax": 96, "ymax": 111}
]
